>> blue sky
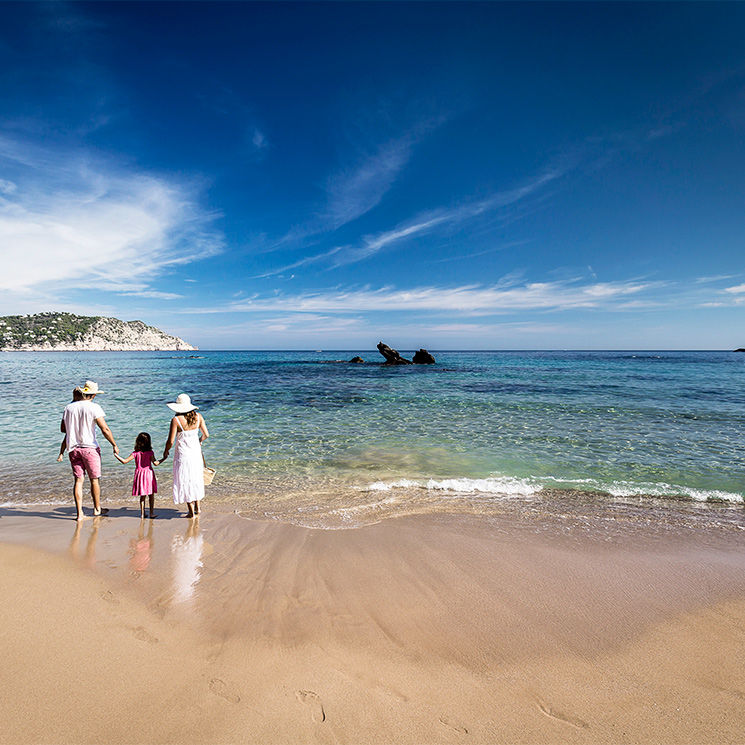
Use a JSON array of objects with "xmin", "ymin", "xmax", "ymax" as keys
[{"xmin": 1, "ymin": 1, "xmax": 745, "ymax": 350}]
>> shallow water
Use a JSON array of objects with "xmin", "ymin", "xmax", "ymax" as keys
[{"xmin": 1, "ymin": 350, "xmax": 744, "ymax": 528}]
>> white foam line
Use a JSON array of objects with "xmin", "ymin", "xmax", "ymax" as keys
[{"xmin": 364, "ymin": 475, "xmax": 744, "ymax": 504}]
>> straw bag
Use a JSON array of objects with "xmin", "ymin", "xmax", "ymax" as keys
[{"xmin": 203, "ymin": 466, "xmax": 216, "ymax": 486}]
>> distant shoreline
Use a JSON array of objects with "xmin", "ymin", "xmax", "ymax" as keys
[{"xmin": 2, "ymin": 348, "xmax": 741, "ymax": 353}]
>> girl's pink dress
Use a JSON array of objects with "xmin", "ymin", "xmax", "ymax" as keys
[{"xmin": 132, "ymin": 450, "xmax": 158, "ymax": 496}]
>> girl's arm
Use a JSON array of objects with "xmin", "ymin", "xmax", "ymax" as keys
[
  {"xmin": 162, "ymin": 417, "xmax": 178, "ymax": 460},
  {"xmin": 151, "ymin": 451, "xmax": 166, "ymax": 466},
  {"xmin": 114, "ymin": 452, "xmax": 135, "ymax": 464},
  {"xmin": 198, "ymin": 414, "xmax": 210, "ymax": 444}
]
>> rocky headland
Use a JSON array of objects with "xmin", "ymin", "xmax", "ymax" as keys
[{"xmin": 0, "ymin": 312, "xmax": 196, "ymax": 351}]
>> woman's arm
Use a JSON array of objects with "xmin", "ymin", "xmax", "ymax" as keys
[
  {"xmin": 114, "ymin": 453, "xmax": 135, "ymax": 464},
  {"xmin": 198, "ymin": 414, "xmax": 210, "ymax": 444},
  {"xmin": 162, "ymin": 417, "xmax": 178, "ymax": 460},
  {"xmin": 151, "ymin": 451, "xmax": 166, "ymax": 466}
]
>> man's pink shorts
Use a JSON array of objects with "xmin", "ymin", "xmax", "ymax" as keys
[{"xmin": 69, "ymin": 447, "xmax": 102, "ymax": 480}]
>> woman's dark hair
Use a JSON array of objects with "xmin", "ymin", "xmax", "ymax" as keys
[
  {"xmin": 134, "ymin": 432, "xmax": 152, "ymax": 452},
  {"xmin": 184, "ymin": 410, "xmax": 199, "ymax": 427}
]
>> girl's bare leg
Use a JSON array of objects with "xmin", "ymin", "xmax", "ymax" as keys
[
  {"xmin": 149, "ymin": 495, "xmax": 157, "ymax": 518},
  {"xmin": 139, "ymin": 496, "xmax": 146, "ymax": 519}
]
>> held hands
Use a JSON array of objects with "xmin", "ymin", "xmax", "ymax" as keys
[{"xmin": 57, "ymin": 454, "xmax": 64, "ymax": 462}]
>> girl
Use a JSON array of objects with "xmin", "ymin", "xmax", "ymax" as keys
[{"xmin": 115, "ymin": 432, "xmax": 165, "ymax": 519}]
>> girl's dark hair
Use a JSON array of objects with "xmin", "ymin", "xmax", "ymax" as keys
[
  {"xmin": 134, "ymin": 432, "xmax": 152, "ymax": 452},
  {"xmin": 184, "ymin": 410, "xmax": 199, "ymax": 427}
]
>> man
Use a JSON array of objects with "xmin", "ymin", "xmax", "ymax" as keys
[{"xmin": 61, "ymin": 380, "xmax": 119, "ymax": 520}]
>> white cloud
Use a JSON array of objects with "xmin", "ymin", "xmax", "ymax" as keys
[
  {"xmin": 324, "ymin": 136, "xmax": 413, "ymax": 228},
  {"xmin": 0, "ymin": 178, "xmax": 17, "ymax": 194},
  {"xmin": 0, "ymin": 135, "xmax": 222, "ymax": 296},
  {"xmin": 252, "ymin": 130, "xmax": 267, "ymax": 149},
  {"xmin": 119, "ymin": 290, "xmax": 184, "ymax": 300},
  {"xmin": 724, "ymin": 283, "xmax": 745, "ymax": 294},
  {"xmin": 260, "ymin": 167, "xmax": 565, "ymax": 278},
  {"xmin": 198, "ymin": 278, "xmax": 665, "ymax": 316}
]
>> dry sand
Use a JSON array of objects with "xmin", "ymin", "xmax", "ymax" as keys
[{"xmin": 1, "ymin": 505, "xmax": 745, "ymax": 744}]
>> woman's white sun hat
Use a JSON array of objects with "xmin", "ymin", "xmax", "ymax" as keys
[
  {"xmin": 167, "ymin": 393, "xmax": 199, "ymax": 413},
  {"xmin": 81, "ymin": 381, "xmax": 105, "ymax": 395}
]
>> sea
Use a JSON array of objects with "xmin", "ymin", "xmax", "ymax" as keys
[{"xmin": 1, "ymin": 350, "xmax": 745, "ymax": 532}]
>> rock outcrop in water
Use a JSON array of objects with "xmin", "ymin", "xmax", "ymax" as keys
[
  {"xmin": 377, "ymin": 342, "xmax": 435, "ymax": 365},
  {"xmin": 412, "ymin": 348, "xmax": 436, "ymax": 364},
  {"xmin": 377, "ymin": 342, "xmax": 413, "ymax": 365},
  {"xmin": 0, "ymin": 312, "xmax": 196, "ymax": 351}
]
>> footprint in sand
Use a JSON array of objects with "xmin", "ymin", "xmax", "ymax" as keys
[
  {"xmin": 209, "ymin": 678, "xmax": 241, "ymax": 704},
  {"xmin": 537, "ymin": 700, "xmax": 589, "ymax": 730},
  {"xmin": 296, "ymin": 690, "xmax": 326, "ymax": 723},
  {"xmin": 99, "ymin": 590, "xmax": 120, "ymax": 605},
  {"xmin": 439, "ymin": 716, "xmax": 468, "ymax": 734},
  {"xmin": 129, "ymin": 626, "xmax": 158, "ymax": 644}
]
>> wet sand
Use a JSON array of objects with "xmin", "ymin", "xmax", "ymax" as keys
[{"xmin": 1, "ymin": 505, "xmax": 745, "ymax": 744}]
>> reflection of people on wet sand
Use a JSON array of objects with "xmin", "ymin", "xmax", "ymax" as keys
[
  {"xmin": 69, "ymin": 517, "xmax": 101, "ymax": 569},
  {"xmin": 60, "ymin": 381, "xmax": 119, "ymax": 521},
  {"xmin": 162, "ymin": 394, "xmax": 209, "ymax": 519},
  {"xmin": 170, "ymin": 519, "xmax": 204, "ymax": 604},
  {"xmin": 129, "ymin": 519, "xmax": 154, "ymax": 575}
]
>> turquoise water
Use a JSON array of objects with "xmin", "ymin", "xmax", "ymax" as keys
[{"xmin": 1, "ymin": 350, "xmax": 744, "ymax": 526}]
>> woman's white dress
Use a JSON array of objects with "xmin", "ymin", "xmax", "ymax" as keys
[{"xmin": 172, "ymin": 419, "xmax": 205, "ymax": 504}]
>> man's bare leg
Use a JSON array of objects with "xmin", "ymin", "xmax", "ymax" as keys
[
  {"xmin": 91, "ymin": 478, "xmax": 108, "ymax": 516},
  {"xmin": 73, "ymin": 477, "xmax": 86, "ymax": 521}
]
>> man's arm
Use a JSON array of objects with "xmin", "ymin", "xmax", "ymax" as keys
[{"xmin": 95, "ymin": 416, "xmax": 119, "ymax": 455}]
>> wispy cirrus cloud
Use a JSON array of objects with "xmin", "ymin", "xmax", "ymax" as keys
[
  {"xmin": 323, "ymin": 136, "xmax": 414, "ymax": 229},
  {"xmin": 331, "ymin": 165, "xmax": 562, "ymax": 268},
  {"xmin": 195, "ymin": 277, "xmax": 666, "ymax": 316},
  {"xmin": 0, "ymin": 134, "xmax": 223, "ymax": 298},
  {"xmin": 258, "ymin": 166, "xmax": 564, "ymax": 278}
]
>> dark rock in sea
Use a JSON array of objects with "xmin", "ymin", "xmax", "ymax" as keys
[
  {"xmin": 412, "ymin": 348, "xmax": 436, "ymax": 364},
  {"xmin": 734, "ymin": 348, "xmax": 745, "ymax": 353},
  {"xmin": 349, "ymin": 356, "xmax": 364, "ymax": 363},
  {"xmin": 377, "ymin": 342, "xmax": 413, "ymax": 365}
]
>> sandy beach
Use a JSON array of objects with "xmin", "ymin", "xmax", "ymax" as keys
[{"xmin": 1, "ymin": 504, "xmax": 745, "ymax": 745}]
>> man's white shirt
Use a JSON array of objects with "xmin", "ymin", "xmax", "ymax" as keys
[{"xmin": 63, "ymin": 400, "xmax": 105, "ymax": 450}]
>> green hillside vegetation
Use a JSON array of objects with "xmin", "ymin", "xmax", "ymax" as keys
[{"xmin": 0, "ymin": 312, "xmax": 101, "ymax": 348}]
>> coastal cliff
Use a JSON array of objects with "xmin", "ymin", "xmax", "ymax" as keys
[{"xmin": 0, "ymin": 312, "xmax": 197, "ymax": 351}]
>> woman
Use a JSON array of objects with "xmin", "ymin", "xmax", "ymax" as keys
[{"xmin": 162, "ymin": 394, "xmax": 209, "ymax": 518}]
